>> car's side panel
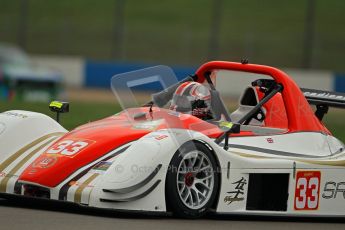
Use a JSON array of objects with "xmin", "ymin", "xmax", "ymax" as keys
[
  {"xmin": 209, "ymin": 132, "xmax": 345, "ymax": 216},
  {"xmin": 89, "ymin": 130, "xmax": 187, "ymax": 212},
  {"xmin": 226, "ymin": 132, "xmax": 335, "ymax": 157},
  {"xmin": 317, "ymin": 170, "xmax": 345, "ymax": 215},
  {"xmin": 88, "ymin": 129, "xmax": 220, "ymax": 212}
]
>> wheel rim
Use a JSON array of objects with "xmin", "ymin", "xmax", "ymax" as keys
[{"xmin": 176, "ymin": 150, "xmax": 215, "ymax": 210}]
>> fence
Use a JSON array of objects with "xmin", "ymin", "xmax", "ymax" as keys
[{"xmin": 1, "ymin": 0, "xmax": 345, "ymax": 71}]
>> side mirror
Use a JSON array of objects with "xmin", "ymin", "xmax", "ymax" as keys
[{"xmin": 49, "ymin": 101, "xmax": 69, "ymax": 123}]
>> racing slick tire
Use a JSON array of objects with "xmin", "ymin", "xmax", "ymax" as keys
[{"xmin": 166, "ymin": 142, "xmax": 219, "ymax": 218}]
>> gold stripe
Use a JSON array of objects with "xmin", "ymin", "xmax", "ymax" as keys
[
  {"xmin": 0, "ymin": 135, "xmax": 61, "ymax": 192},
  {"xmin": 232, "ymin": 151, "xmax": 269, "ymax": 159},
  {"xmin": 232, "ymin": 151, "xmax": 345, "ymax": 167},
  {"xmin": 74, "ymin": 174, "xmax": 99, "ymax": 203},
  {"xmin": 0, "ymin": 132, "xmax": 64, "ymax": 173},
  {"xmin": 298, "ymin": 159, "xmax": 345, "ymax": 167}
]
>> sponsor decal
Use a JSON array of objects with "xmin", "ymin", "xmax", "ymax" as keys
[
  {"xmin": 0, "ymin": 172, "xmax": 18, "ymax": 178},
  {"xmin": 1, "ymin": 111, "xmax": 28, "ymax": 119},
  {"xmin": 154, "ymin": 134, "xmax": 168, "ymax": 140},
  {"xmin": 294, "ymin": 171, "xmax": 321, "ymax": 210},
  {"xmin": 219, "ymin": 121, "xmax": 233, "ymax": 129},
  {"xmin": 322, "ymin": 181, "xmax": 345, "ymax": 199},
  {"xmin": 224, "ymin": 177, "xmax": 247, "ymax": 204},
  {"xmin": 304, "ymin": 91, "xmax": 345, "ymax": 101},
  {"xmin": 46, "ymin": 139, "xmax": 94, "ymax": 157},
  {"xmin": 32, "ymin": 156, "xmax": 58, "ymax": 169},
  {"xmin": 266, "ymin": 138, "xmax": 274, "ymax": 143},
  {"xmin": 68, "ymin": 180, "xmax": 95, "ymax": 188},
  {"xmin": 92, "ymin": 161, "xmax": 112, "ymax": 171}
]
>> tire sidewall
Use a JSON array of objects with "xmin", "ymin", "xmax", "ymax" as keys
[{"xmin": 166, "ymin": 142, "xmax": 219, "ymax": 218}]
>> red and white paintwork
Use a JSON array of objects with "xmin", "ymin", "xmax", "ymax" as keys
[{"xmin": 0, "ymin": 61, "xmax": 344, "ymax": 217}]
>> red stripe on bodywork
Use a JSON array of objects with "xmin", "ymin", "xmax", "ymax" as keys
[{"xmin": 18, "ymin": 108, "xmax": 224, "ymax": 187}]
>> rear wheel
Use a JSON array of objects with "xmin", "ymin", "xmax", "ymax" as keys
[{"xmin": 166, "ymin": 142, "xmax": 219, "ymax": 218}]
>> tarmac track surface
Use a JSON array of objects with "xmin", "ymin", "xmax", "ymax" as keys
[{"xmin": 0, "ymin": 198, "xmax": 344, "ymax": 230}]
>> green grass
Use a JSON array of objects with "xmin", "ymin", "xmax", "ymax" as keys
[
  {"xmin": 323, "ymin": 109, "xmax": 345, "ymax": 142},
  {"xmin": 1, "ymin": 100, "xmax": 344, "ymax": 143},
  {"xmin": 0, "ymin": 0, "xmax": 345, "ymax": 70},
  {"xmin": 0, "ymin": 100, "xmax": 121, "ymax": 130}
]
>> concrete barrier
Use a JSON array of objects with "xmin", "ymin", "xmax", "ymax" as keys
[{"xmin": 31, "ymin": 55, "xmax": 84, "ymax": 87}]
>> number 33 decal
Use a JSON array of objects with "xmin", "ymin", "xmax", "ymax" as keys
[
  {"xmin": 47, "ymin": 140, "xmax": 91, "ymax": 156},
  {"xmin": 294, "ymin": 171, "xmax": 321, "ymax": 210}
]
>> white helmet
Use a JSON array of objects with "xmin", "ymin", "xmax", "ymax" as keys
[{"xmin": 170, "ymin": 82, "xmax": 212, "ymax": 120}]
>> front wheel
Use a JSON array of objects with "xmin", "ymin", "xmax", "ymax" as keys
[{"xmin": 166, "ymin": 142, "xmax": 219, "ymax": 218}]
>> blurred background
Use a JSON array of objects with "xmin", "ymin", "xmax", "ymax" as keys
[
  {"xmin": 1, "ymin": 0, "xmax": 345, "ymax": 69},
  {"xmin": 0, "ymin": 0, "xmax": 344, "ymax": 139}
]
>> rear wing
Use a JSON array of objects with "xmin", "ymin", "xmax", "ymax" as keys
[
  {"xmin": 301, "ymin": 88, "xmax": 345, "ymax": 120},
  {"xmin": 301, "ymin": 88, "xmax": 345, "ymax": 108}
]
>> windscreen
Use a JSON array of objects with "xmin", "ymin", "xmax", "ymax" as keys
[{"xmin": 110, "ymin": 65, "xmax": 180, "ymax": 109}]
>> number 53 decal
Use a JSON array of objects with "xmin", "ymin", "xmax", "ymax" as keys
[
  {"xmin": 47, "ymin": 140, "xmax": 93, "ymax": 156},
  {"xmin": 294, "ymin": 171, "xmax": 321, "ymax": 210}
]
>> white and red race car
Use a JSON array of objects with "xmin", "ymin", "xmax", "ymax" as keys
[{"xmin": 0, "ymin": 61, "xmax": 344, "ymax": 218}]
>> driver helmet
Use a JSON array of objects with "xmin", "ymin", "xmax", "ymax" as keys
[{"xmin": 170, "ymin": 82, "xmax": 212, "ymax": 120}]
